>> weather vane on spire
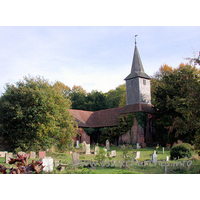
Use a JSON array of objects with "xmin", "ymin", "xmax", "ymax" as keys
[{"xmin": 135, "ymin": 34, "xmax": 138, "ymax": 44}]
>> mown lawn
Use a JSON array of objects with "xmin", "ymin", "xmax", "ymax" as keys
[{"xmin": 1, "ymin": 146, "xmax": 200, "ymax": 174}]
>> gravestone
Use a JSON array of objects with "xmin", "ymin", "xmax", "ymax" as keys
[
  {"xmin": 153, "ymin": 150, "xmax": 157, "ymax": 155},
  {"xmin": 110, "ymin": 150, "xmax": 116, "ymax": 157},
  {"xmin": 135, "ymin": 151, "xmax": 140, "ymax": 159},
  {"xmin": 0, "ymin": 151, "xmax": 8, "ymax": 157},
  {"xmin": 42, "ymin": 157, "xmax": 53, "ymax": 172},
  {"xmin": 39, "ymin": 151, "xmax": 46, "ymax": 159},
  {"xmin": 94, "ymin": 146, "xmax": 99, "ymax": 155},
  {"xmin": 85, "ymin": 144, "xmax": 91, "ymax": 154},
  {"xmin": 106, "ymin": 140, "xmax": 110, "ymax": 150},
  {"xmin": 76, "ymin": 140, "xmax": 80, "ymax": 148},
  {"xmin": 162, "ymin": 147, "xmax": 165, "ymax": 154},
  {"xmin": 136, "ymin": 143, "xmax": 141, "ymax": 149},
  {"xmin": 152, "ymin": 154, "xmax": 157, "ymax": 164},
  {"xmin": 166, "ymin": 156, "xmax": 169, "ymax": 162},
  {"xmin": 30, "ymin": 151, "xmax": 36, "ymax": 159},
  {"xmin": 72, "ymin": 152, "xmax": 79, "ymax": 166},
  {"xmin": 5, "ymin": 153, "xmax": 13, "ymax": 164}
]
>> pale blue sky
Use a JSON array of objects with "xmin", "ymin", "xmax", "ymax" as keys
[{"xmin": 0, "ymin": 26, "xmax": 200, "ymax": 95}]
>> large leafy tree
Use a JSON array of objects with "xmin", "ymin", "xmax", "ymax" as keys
[
  {"xmin": 152, "ymin": 63, "xmax": 200, "ymax": 146},
  {"xmin": 0, "ymin": 76, "xmax": 78, "ymax": 152}
]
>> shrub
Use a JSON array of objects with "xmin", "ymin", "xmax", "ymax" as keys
[{"xmin": 170, "ymin": 143, "xmax": 192, "ymax": 160}]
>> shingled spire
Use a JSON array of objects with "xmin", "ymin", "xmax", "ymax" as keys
[{"xmin": 125, "ymin": 44, "xmax": 150, "ymax": 80}]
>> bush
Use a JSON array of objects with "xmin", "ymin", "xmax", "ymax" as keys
[{"xmin": 170, "ymin": 143, "xmax": 192, "ymax": 160}]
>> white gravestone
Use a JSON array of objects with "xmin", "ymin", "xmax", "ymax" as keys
[
  {"xmin": 106, "ymin": 140, "xmax": 110, "ymax": 150},
  {"xmin": 152, "ymin": 154, "xmax": 157, "ymax": 164},
  {"xmin": 0, "ymin": 151, "xmax": 8, "ymax": 157},
  {"xmin": 72, "ymin": 152, "xmax": 79, "ymax": 166},
  {"xmin": 85, "ymin": 144, "xmax": 91, "ymax": 154},
  {"xmin": 110, "ymin": 150, "xmax": 116, "ymax": 157},
  {"xmin": 166, "ymin": 156, "xmax": 169, "ymax": 162},
  {"xmin": 82, "ymin": 141, "xmax": 86, "ymax": 152},
  {"xmin": 135, "ymin": 151, "xmax": 140, "ymax": 159},
  {"xmin": 42, "ymin": 157, "xmax": 54, "ymax": 172},
  {"xmin": 136, "ymin": 143, "xmax": 141, "ymax": 149},
  {"xmin": 76, "ymin": 140, "xmax": 80, "ymax": 148},
  {"xmin": 94, "ymin": 146, "xmax": 99, "ymax": 155},
  {"xmin": 18, "ymin": 151, "xmax": 26, "ymax": 156}
]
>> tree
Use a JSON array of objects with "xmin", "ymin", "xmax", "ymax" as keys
[
  {"xmin": 105, "ymin": 84, "xmax": 126, "ymax": 109},
  {"xmin": 152, "ymin": 63, "xmax": 200, "ymax": 145},
  {"xmin": 0, "ymin": 76, "xmax": 78, "ymax": 152}
]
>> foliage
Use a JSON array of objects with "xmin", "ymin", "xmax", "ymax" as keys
[
  {"xmin": 152, "ymin": 63, "xmax": 200, "ymax": 145},
  {"xmin": 170, "ymin": 143, "xmax": 192, "ymax": 160},
  {"xmin": 0, "ymin": 154, "xmax": 44, "ymax": 174},
  {"xmin": 0, "ymin": 76, "xmax": 78, "ymax": 152},
  {"xmin": 94, "ymin": 147, "xmax": 107, "ymax": 164},
  {"xmin": 99, "ymin": 114, "xmax": 134, "ymax": 144}
]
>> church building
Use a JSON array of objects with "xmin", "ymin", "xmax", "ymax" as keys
[{"xmin": 69, "ymin": 40, "xmax": 156, "ymax": 147}]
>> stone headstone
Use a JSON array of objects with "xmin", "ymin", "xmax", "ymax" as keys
[
  {"xmin": 94, "ymin": 146, "xmax": 99, "ymax": 155},
  {"xmin": 136, "ymin": 143, "xmax": 141, "ymax": 149},
  {"xmin": 166, "ymin": 156, "xmax": 169, "ymax": 162},
  {"xmin": 72, "ymin": 152, "xmax": 79, "ymax": 166},
  {"xmin": 110, "ymin": 150, "xmax": 116, "ymax": 157},
  {"xmin": 106, "ymin": 140, "xmax": 110, "ymax": 150},
  {"xmin": 135, "ymin": 151, "xmax": 140, "ymax": 159},
  {"xmin": 162, "ymin": 147, "xmax": 165, "ymax": 154},
  {"xmin": 39, "ymin": 151, "xmax": 46, "ymax": 159},
  {"xmin": 82, "ymin": 141, "xmax": 87, "ymax": 151},
  {"xmin": 152, "ymin": 154, "xmax": 157, "ymax": 164},
  {"xmin": 0, "ymin": 151, "xmax": 8, "ymax": 157},
  {"xmin": 42, "ymin": 157, "xmax": 53, "ymax": 172},
  {"xmin": 5, "ymin": 153, "xmax": 13, "ymax": 163},
  {"xmin": 164, "ymin": 165, "xmax": 167, "ymax": 174},
  {"xmin": 153, "ymin": 150, "xmax": 157, "ymax": 155},
  {"xmin": 76, "ymin": 140, "xmax": 80, "ymax": 148},
  {"xmin": 85, "ymin": 144, "xmax": 91, "ymax": 154},
  {"xmin": 30, "ymin": 151, "xmax": 36, "ymax": 159}
]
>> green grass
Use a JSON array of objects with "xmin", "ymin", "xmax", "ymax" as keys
[{"xmin": 1, "ymin": 146, "xmax": 200, "ymax": 174}]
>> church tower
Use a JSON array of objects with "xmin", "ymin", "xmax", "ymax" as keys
[{"xmin": 125, "ymin": 40, "xmax": 151, "ymax": 105}]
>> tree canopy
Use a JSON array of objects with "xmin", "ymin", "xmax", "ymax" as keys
[
  {"xmin": 0, "ymin": 76, "xmax": 78, "ymax": 152},
  {"xmin": 151, "ymin": 63, "xmax": 200, "ymax": 147}
]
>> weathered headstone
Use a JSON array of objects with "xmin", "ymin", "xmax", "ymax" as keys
[
  {"xmin": 94, "ymin": 146, "xmax": 99, "ymax": 155},
  {"xmin": 162, "ymin": 147, "xmax": 165, "ymax": 154},
  {"xmin": 152, "ymin": 154, "xmax": 157, "ymax": 164},
  {"xmin": 30, "ymin": 151, "xmax": 36, "ymax": 159},
  {"xmin": 0, "ymin": 151, "xmax": 8, "ymax": 157},
  {"xmin": 42, "ymin": 157, "xmax": 53, "ymax": 172},
  {"xmin": 39, "ymin": 151, "xmax": 46, "ymax": 159},
  {"xmin": 135, "ymin": 151, "xmax": 140, "ymax": 159},
  {"xmin": 164, "ymin": 165, "xmax": 167, "ymax": 174},
  {"xmin": 153, "ymin": 150, "xmax": 157, "ymax": 155},
  {"xmin": 106, "ymin": 140, "xmax": 110, "ymax": 150},
  {"xmin": 76, "ymin": 140, "xmax": 80, "ymax": 148},
  {"xmin": 82, "ymin": 141, "xmax": 86, "ymax": 152},
  {"xmin": 5, "ymin": 153, "xmax": 13, "ymax": 163},
  {"xmin": 110, "ymin": 150, "xmax": 116, "ymax": 157},
  {"xmin": 85, "ymin": 144, "xmax": 91, "ymax": 154},
  {"xmin": 72, "ymin": 152, "xmax": 79, "ymax": 166}
]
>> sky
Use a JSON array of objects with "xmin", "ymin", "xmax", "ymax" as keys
[{"xmin": 0, "ymin": 26, "xmax": 200, "ymax": 95}]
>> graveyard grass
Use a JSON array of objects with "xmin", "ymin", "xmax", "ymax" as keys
[{"xmin": 1, "ymin": 146, "xmax": 200, "ymax": 174}]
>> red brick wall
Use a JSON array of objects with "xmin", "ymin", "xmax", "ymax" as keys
[{"xmin": 72, "ymin": 128, "xmax": 90, "ymax": 144}]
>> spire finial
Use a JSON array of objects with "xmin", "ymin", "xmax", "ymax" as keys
[{"xmin": 135, "ymin": 34, "xmax": 138, "ymax": 44}]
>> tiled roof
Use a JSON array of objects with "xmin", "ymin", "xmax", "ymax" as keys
[
  {"xmin": 69, "ymin": 104, "xmax": 154, "ymax": 128},
  {"xmin": 120, "ymin": 103, "xmax": 154, "ymax": 114}
]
